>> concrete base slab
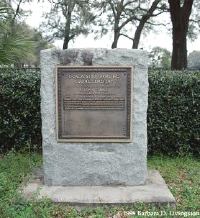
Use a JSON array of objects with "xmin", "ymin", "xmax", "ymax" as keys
[{"xmin": 21, "ymin": 170, "xmax": 175, "ymax": 206}]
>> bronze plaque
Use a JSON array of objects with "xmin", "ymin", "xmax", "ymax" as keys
[{"xmin": 56, "ymin": 66, "xmax": 132, "ymax": 142}]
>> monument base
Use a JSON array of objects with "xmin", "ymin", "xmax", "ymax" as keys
[{"xmin": 21, "ymin": 169, "xmax": 175, "ymax": 206}]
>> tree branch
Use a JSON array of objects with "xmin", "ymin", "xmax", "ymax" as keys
[
  {"xmin": 12, "ymin": 0, "xmax": 23, "ymax": 24},
  {"xmin": 120, "ymin": 33, "xmax": 134, "ymax": 41},
  {"xmin": 123, "ymin": 0, "xmax": 138, "ymax": 8},
  {"xmin": 151, "ymin": 11, "xmax": 165, "ymax": 17},
  {"xmin": 108, "ymin": 0, "xmax": 116, "ymax": 18},
  {"xmin": 189, "ymin": 18, "xmax": 200, "ymax": 24},
  {"xmin": 119, "ymin": 14, "xmax": 139, "ymax": 29},
  {"xmin": 146, "ymin": 21, "xmax": 169, "ymax": 26},
  {"xmin": 168, "ymin": 0, "xmax": 181, "ymax": 24},
  {"xmin": 182, "ymin": 0, "xmax": 194, "ymax": 23}
]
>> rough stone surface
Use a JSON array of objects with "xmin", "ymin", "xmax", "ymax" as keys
[
  {"xmin": 40, "ymin": 48, "xmax": 149, "ymax": 186},
  {"xmin": 188, "ymin": 51, "xmax": 200, "ymax": 70},
  {"xmin": 21, "ymin": 170, "xmax": 176, "ymax": 205}
]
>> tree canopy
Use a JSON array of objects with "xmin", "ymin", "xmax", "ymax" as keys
[{"xmin": 93, "ymin": 0, "xmax": 167, "ymax": 49}]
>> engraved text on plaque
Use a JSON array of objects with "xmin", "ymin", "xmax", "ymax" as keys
[{"xmin": 56, "ymin": 66, "xmax": 132, "ymax": 142}]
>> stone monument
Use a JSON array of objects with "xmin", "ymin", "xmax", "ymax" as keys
[
  {"xmin": 41, "ymin": 48, "xmax": 148, "ymax": 186},
  {"xmin": 22, "ymin": 48, "xmax": 175, "ymax": 205}
]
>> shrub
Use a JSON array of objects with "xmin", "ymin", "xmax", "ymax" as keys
[
  {"xmin": 0, "ymin": 68, "xmax": 199, "ymax": 156},
  {"xmin": 0, "ymin": 68, "xmax": 41, "ymax": 152},
  {"xmin": 148, "ymin": 70, "xmax": 200, "ymax": 156}
]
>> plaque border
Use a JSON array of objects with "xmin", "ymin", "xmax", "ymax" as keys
[{"xmin": 55, "ymin": 66, "xmax": 133, "ymax": 143}]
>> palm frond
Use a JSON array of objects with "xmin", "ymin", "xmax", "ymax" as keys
[{"xmin": 0, "ymin": 29, "xmax": 34, "ymax": 65}]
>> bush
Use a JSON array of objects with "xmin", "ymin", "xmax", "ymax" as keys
[
  {"xmin": 0, "ymin": 68, "xmax": 199, "ymax": 156},
  {"xmin": 148, "ymin": 70, "xmax": 200, "ymax": 156},
  {"xmin": 0, "ymin": 68, "xmax": 41, "ymax": 152}
]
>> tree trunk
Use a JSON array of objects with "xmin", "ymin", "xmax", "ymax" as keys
[
  {"xmin": 63, "ymin": 15, "xmax": 71, "ymax": 49},
  {"xmin": 132, "ymin": 0, "xmax": 161, "ymax": 49},
  {"xmin": 63, "ymin": 37, "xmax": 70, "ymax": 49},
  {"xmin": 171, "ymin": 20, "xmax": 187, "ymax": 69},
  {"xmin": 111, "ymin": 29, "xmax": 120, "ymax": 49},
  {"xmin": 168, "ymin": 0, "xmax": 194, "ymax": 70},
  {"xmin": 132, "ymin": 20, "xmax": 146, "ymax": 49},
  {"xmin": 62, "ymin": 3, "xmax": 73, "ymax": 50}
]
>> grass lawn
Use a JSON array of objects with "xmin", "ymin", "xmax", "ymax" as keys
[{"xmin": 0, "ymin": 152, "xmax": 199, "ymax": 218}]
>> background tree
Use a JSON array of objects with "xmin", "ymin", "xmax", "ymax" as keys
[
  {"xmin": 94, "ymin": 0, "xmax": 167, "ymax": 49},
  {"xmin": 94, "ymin": 0, "xmax": 143, "ymax": 49},
  {"xmin": 30, "ymin": 29, "xmax": 53, "ymax": 67},
  {"xmin": 168, "ymin": 0, "xmax": 194, "ymax": 70},
  {"xmin": 13, "ymin": 23, "xmax": 53, "ymax": 67},
  {"xmin": 41, "ymin": 0, "xmax": 95, "ymax": 49},
  {"xmin": 149, "ymin": 46, "xmax": 171, "ymax": 69},
  {"xmin": 122, "ymin": 0, "xmax": 168, "ymax": 49}
]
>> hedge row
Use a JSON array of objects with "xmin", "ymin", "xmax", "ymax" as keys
[
  {"xmin": 0, "ymin": 68, "xmax": 199, "ymax": 156},
  {"xmin": 0, "ymin": 68, "xmax": 41, "ymax": 152},
  {"xmin": 148, "ymin": 70, "xmax": 199, "ymax": 156}
]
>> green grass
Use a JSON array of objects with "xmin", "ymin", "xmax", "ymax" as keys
[{"xmin": 0, "ymin": 152, "xmax": 199, "ymax": 218}]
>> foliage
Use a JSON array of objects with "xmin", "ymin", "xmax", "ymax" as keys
[
  {"xmin": 149, "ymin": 46, "xmax": 171, "ymax": 69},
  {"xmin": 0, "ymin": 23, "xmax": 34, "ymax": 65},
  {"xmin": 11, "ymin": 23, "xmax": 52, "ymax": 67},
  {"xmin": 0, "ymin": 22, "xmax": 50, "ymax": 66},
  {"xmin": 0, "ymin": 0, "xmax": 34, "ymax": 65},
  {"xmin": 30, "ymin": 28, "xmax": 53, "ymax": 67},
  {"xmin": 0, "ymin": 0, "xmax": 49, "ymax": 66},
  {"xmin": 148, "ymin": 70, "xmax": 200, "ymax": 156},
  {"xmin": 0, "ymin": 68, "xmax": 199, "ymax": 156},
  {"xmin": 0, "ymin": 68, "xmax": 41, "ymax": 152},
  {"xmin": 0, "ymin": 152, "xmax": 199, "ymax": 217}
]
